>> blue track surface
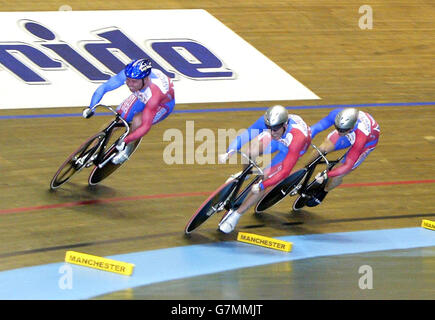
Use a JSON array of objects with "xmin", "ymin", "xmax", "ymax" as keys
[
  {"xmin": 1, "ymin": 101, "xmax": 434, "ymax": 120},
  {"xmin": 1, "ymin": 227, "xmax": 433, "ymax": 299}
]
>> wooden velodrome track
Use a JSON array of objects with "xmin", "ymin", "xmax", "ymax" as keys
[{"xmin": 0, "ymin": 0, "xmax": 434, "ymax": 299}]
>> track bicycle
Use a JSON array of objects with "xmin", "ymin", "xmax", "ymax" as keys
[
  {"xmin": 255, "ymin": 144, "xmax": 345, "ymax": 213},
  {"xmin": 50, "ymin": 104, "xmax": 136, "ymax": 190},
  {"xmin": 185, "ymin": 152, "xmax": 264, "ymax": 234}
]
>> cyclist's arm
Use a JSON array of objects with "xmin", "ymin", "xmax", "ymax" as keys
[
  {"xmin": 123, "ymin": 99, "xmax": 157, "ymax": 145},
  {"xmin": 226, "ymin": 115, "xmax": 266, "ymax": 154},
  {"xmin": 310, "ymin": 108, "xmax": 342, "ymax": 139},
  {"xmin": 304, "ymin": 137, "xmax": 335, "ymax": 166},
  {"xmin": 261, "ymin": 130, "xmax": 306, "ymax": 189},
  {"xmin": 89, "ymin": 71, "xmax": 126, "ymax": 108},
  {"xmin": 327, "ymin": 130, "xmax": 367, "ymax": 178}
]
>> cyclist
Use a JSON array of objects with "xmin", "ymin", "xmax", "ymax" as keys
[
  {"xmin": 217, "ymin": 105, "xmax": 311, "ymax": 233},
  {"xmin": 82, "ymin": 59, "xmax": 175, "ymax": 164},
  {"xmin": 299, "ymin": 107, "xmax": 380, "ymax": 208}
]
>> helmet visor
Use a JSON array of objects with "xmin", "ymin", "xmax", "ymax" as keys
[
  {"xmin": 334, "ymin": 125, "xmax": 351, "ymax": 133},
  {"xmin": 266, "ymin": 123, "xmax": 285, "ymax": 132}
]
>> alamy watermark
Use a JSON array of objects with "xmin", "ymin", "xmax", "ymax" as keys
[
  {"xmin": 58, "ymin": 4, "xmax": 72, "ymax": 11},
  {"xmin": 359, "ymin": 5, "xmax": 373, "ymax": 30},
  {"xmin": 58, "ymin": 264, "xmax": 73, "ymax": 290},
  {"xmin": 358, "ymin": 265, "xmax": 373, "ymax": 289},
  {"xmin": 162, "ymin": 121, "xmax": 272, "ymax": 166}
]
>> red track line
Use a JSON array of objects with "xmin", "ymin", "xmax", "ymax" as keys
[
  {"xmin": 0, "ymin": 191, "xmax": 210, "ymax": 215},
  {"xmin": 340, "ymin": 179, "xmax": 435, "ymax": 188},
  {"xmin": 1, "ymin": 179, "xmax": 434, "ymax": 215}
]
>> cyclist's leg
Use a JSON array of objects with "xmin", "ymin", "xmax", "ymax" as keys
[
  {"xmin": 308, "ymin": 135, "xmax": 378, "ymax": 207},
  {"xmin": 111, "ymin": 96, "xmax": 145, "ymax": 163},
  {"xmin": 131, "ymin": 97, "xmax": 174, "ymax": 151},
  {"xmin": 219, "ymin": 141, "xmax": 284, "ymax": 233},
  {"xmin": 304, "ymin": 131, "xmax": 350, "ymax": 206},
  {"xmin": 326, "ymin": 130, "xmax": 379, "ymax": 191},
  {"xmin": 116, "ymin": 98, "xmax": 176, "ymax": 164},
  {"xmin": 238, "ymin": 134, "xmax": 283, "ymax": 209},
  {"xmin": 128, "ymin": 97, "xmax": 175, "ymax": 139},
  {"xmin": 220, "ymin": 131, "xmax": 310, "ymax": 232},
  {"xmin": 325, "ymin": 144, "xmax": 377, "ymax": 192},
  {"xmin": 152, "ymin": 98, "xmax": 175, "ymax": 125},
  {"xmin": 236, "ymin": 152, "xmax": 284, "ymax": 212},
  {"xmin": 316, "ymin": 131, "xmax": 350, "ymax": 186},
  {"xmin": 306, "ymin": 167, "xmax": 348, "ymax": 207}
]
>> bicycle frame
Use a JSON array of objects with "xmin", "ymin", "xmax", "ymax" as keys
[
  {"xmin": 223, "ymin": 152, "xmax": 264, "ymax": 211},
  {"xmin": 88, "ymin": 104, "xmax": 130, "ymax": 169},
  {"xmin": 50, "ymin": 104, "xmax": 132, "ymax": 190},
  {"xmin": 290, "ymin": 144, "xmax": 344, "ymax": 197},
  {"xmin": 184, "ymin": 151, "xmax": 265, "ymax": 234}
]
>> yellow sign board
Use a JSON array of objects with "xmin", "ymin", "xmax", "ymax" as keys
[
  {"xmin": 65, "ymin": 251, "xmax": 135, "ymax": 276},
  {"xmin": 237, "ymin": 232, "xmax": 292, "ymax": 252},
  {"xmin": 421, "ymin": 219, "xmax": 435, "ymax": 231}
]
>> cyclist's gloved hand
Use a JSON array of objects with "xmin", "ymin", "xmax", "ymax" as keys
[
  {"xmin": 82, "ymin": 107, "xmax": 94, "ymax": 119},
  {"xmin": 218, "ymin": 149, "xmax": 235, "ymax": 164},
  {"xmin": 315, "ymin": 171, "xmax": 327, "ymax": 184}
]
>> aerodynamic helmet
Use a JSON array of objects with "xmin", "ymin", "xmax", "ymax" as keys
[
  {"xmin": 264, "ymin": 105, "xmax": 289, "ymax": 130},
  {"xmin": 125, "ymin": 59, "xmax": 152, "ymax": 79},
  {"xmin": 334, "ymin": 108, "xmax": 359, "ymax": 133}
]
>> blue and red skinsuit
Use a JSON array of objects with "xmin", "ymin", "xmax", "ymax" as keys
[
  {"xmin": 89, "ymin": 69, "xmax": 175, "ymax": 145},
  {"xmin": 310, "ymin": 108, "xmax": 380, "ymax": 178},
  {"xmin": 227, "ymin": 114, "xmax": 311, "ymax": 191}
]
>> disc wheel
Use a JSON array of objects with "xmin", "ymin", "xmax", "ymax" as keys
[
  {"xmin": 185, "ymin": 180, "xmax": 238, "ymax": 234},
  {"xmin": 255, "ymin": 169, "xmax": 307, "ymax": 213}
]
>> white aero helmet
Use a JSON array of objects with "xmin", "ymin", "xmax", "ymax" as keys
[
  {"xmin": 334, "ymin": 108, "xmax": 359, "ymax": 132},
  {"xmin": 264, "ymin": 105, "xmax": 288, "ymax": 129}
]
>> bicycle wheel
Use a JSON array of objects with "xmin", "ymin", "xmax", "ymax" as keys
[
  {"xmin": 230, "ymin": 176, "xmax": 262, "ymax": 211},
  {"xmin": 185, "ymin": 180, "xmax": 238, "ymax": 234},
  {"xmin": 292, "ymin": 194, "xmax": 308, "ymax": 211},
  {"xmin": 255, "ymin": 169, "xmax": 307, "ymax": 213},
  {"xmin": 87, "ymin": 145, "xmax": 121, "ymax": 185},
  {"xmin": 88, "ymin": 139, "xmax": 140, "ymax": 186},
  {"xmin": 292, "ymin": 179, "xmax": 327, "ymax": 211},
  {"xmin": 50, "ymin": 132, "xmax": 105, "ymax": 190}
]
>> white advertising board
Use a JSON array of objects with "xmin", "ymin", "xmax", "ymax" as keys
[{"xmin": 0, "ymin": 10, "xmax": 319, "ymax": 109}]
